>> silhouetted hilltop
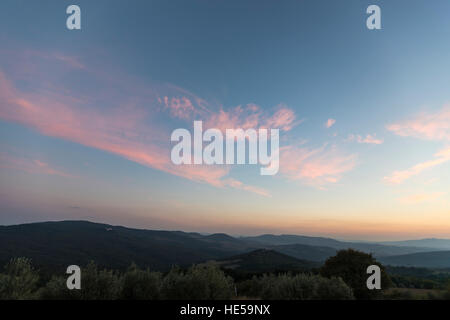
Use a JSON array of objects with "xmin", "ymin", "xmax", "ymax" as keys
[{"xmin": 217, "ymin": 249, "xmax": 318, "ymax": 272}]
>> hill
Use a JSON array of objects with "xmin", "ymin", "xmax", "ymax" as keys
[
  {"xmin": 0, "ymin": 220, "xmax": 254, "ymax": 272},
  {"xmin": 217, "ymin": 249, "xmax": 318, "ymax": 272},
  {"xmin": 379, "ymin": 251, "xmax": 450, "ymax": 269},
  {"xmin": 0, "ymin": 220, "xmax": 443, "ymax": 273},
  {"xmin": 272, "ymin": 244, "xmax": 338, "ymax": 262},
  {"xmin": 242, "ymin": 234, "xmax": 438, "ymax": 257},
  {"xmin": 380, "ymin": 239, "xmax": 450, "ymax": 250}
]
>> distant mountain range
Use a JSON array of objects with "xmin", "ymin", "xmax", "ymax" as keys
[
  {"xmin": 241, "ymin": 234, "xmax": 441, "ymax": 257},
  {"xmin": 378, "ymin": 251, "xmax": 450, "ymax": 269},
  {"xmin": 1, "ymin": 220, "xmax": 450, "ymax": 271},
  {"xmin": 379, "ymin": 239, "xmax": 450, "ymax": 250}
]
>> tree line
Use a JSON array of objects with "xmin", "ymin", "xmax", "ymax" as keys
[{"xmin": 1, "ymin": 249, "xmax": 449, "ymax": 300}]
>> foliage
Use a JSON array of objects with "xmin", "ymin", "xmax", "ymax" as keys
[
  {"xmin": 120, "ymin": 263, "xmax": 162, "ymax": 300},
  {"xmin": 238, "ymin": 273, "xmax": 354, "ymax": 300},
  {"xmin": 39, "ymin": 261, "xmax": 121, "ymax": 300},
  {"xmin": 161, "ymin": 263, "xmax": 234, "ymax": 299},
  {"xmin": 320, "ymin": 249, "xmax": 392, "ymax": 299},
  {"xmin": 387, "ymin": 266, "xmax": 450, "ymax": 290},
  {"xmin": 0, "ymin": 258, "xmax": 40, "ymax": 300},
  {"xmin": 3, "ymin": 255, "xmax": 450, "ymax": 301}
]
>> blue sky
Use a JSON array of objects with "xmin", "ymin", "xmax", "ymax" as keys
[{"xmin": 1, "ymin": 0, "xmax": 450, "ymax": 240}]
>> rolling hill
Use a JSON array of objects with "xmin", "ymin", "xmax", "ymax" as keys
[
  {"xmin": 242, "ymin": 234, "xmax": 439, "ymax": 257},
  {"xmin": 379, "ymin": 251, "xmax": 450, "ymax": 269},
  {"xmin": 0, "ymin": 220, "xmax": 445, "ymax": 272},
  {"xmin": 0, "ymin": 220, "xmax": 255, "ymax": 271},
  {"xmin": 272, "ymin": 244, "xmax": 338, "ymax": 262},
  {"xmin": 380, "ymin": 239, "xmax": 450, "ymax": 250},
  {"xmin": 217, "ymin": 249, "xmax": 318, "ymax": 272}
]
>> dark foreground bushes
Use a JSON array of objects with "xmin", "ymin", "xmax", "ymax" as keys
[
  {"xmin": 0, "ymin": 258, "xmax": 40, "ymax": 299},
  {"xmin": 0, "ymin": 258, "xmax": 235, "ymax": 300},
  {"xmin": 238, "ymin": 273, "xmax": 354, "ymax": 300},
  {"xmin": 3, "ymin": 255, "xmax": 446, "ymax": 300},
  {"xmin": 0, "ymin": 258, "xmax": 353, "ymax": 300}
]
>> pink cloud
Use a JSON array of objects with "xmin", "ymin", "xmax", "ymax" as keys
[
  {"xmin": 0, "ymin": 52, "xmax": 271, "ymax": 196},
  {"xmin": 357, "ymin": 134, "xmax": 383, "ymax": 144},
  {"xmin": 384, "ymin": 147, "xmax": 450, "ymax": 184},
  {"xmin": 387, "ymin": 105, "xmax": 450, "ymax": 141},
  {"xmin": 159, "ymin": 96, "xmax": 196, "ymax": 120},
  {"xmin": 223, "ymin": 178, "xmax": 271, "ymax": 197},
  {"xmin": 171, "ymin": 102, "xmax": 299, "ymax": 133},
  {"xmin": 325, "ymin": 118, "xmax": 336, "ymax": 128},
  {"xmin": 0, "ymin": 153, "xmax": 73, "ymax": 178},
  {"xmin": 280, "ymin": 145, "xmax": 357, "ymax": 187},
  {"xmin": 203, "ymin": 104, "xmax": 260, "ymax": 131},
  {"xmin": 347, "ymin": 134, "xmax": 383, "ymax": 145},
  {"xmin": 264, "ymin": 106, "xmax": 298, "ymax": 131},
  {"xmin": 52, "ymin": 53, "xmax": 86, "ymax": 70}
]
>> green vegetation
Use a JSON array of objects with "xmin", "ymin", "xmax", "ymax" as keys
[
  {"xmin": 0, "ymin": 258, "xmax": 236, "ymax": 300},
  {"xmin": 386, "ymin": 266, "xmax": 450, "ymax": 290},
  {"xmin": 0, "ymin": 258, "xmax": 40, "ymax": 299},
  {"xmin": 0, "ymin": 257, "xmax": 353, "ymax": 300},
  {"xmin": 320, "ymin": 249, "xmax": 392, "ymax": 299},
  {"xmin": 1, "ymin": 250, "xmax": 450, "ymax": 300},
  {"xmin": 238, "ymin": 273, "xmax": 354, "ymax": 300},
  {"xmin": 160, "ymin": 264, "xmax": 234, "ymax": 300}
]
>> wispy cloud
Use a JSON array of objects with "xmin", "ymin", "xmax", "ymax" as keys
[
  {"xmin": 222, "ymin": 178, "xmax": 271, "ymax": 197},
  {"xmin": 280, "ymin": 144, "xmax": 357, "ymax": 187},
  {"xmin": 200, "ymin": 103, "xmax": 298, "ymax": 133},
  {"xmin": 0, "ymin": 153, "xmax": 73, "ymax": 178},
  {"xmin": 325, "ymin": 118, "xmax": 336, "ymax": 129},
  {"xmin": 384, "ymin": 147, "xmax": 450, "ymax": 184},
  {"xmin": 0, "ymin": 50, "xmax": 274, "ymax": 196},
  {"xmin": 347, "ymin": 134, "xmax": 384, "ymax": 145},
  {"xmin": 387, "ymin": 105, "xmax": 450, "ymax": 141},
  {"xmin": 159, "ymin": 96, "xmax": 197, "ymax": 120}
]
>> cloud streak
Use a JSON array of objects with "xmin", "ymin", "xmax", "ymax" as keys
[
  {"xmin": 0, "ymin": 153, "xmax": 73, "ymax": 178},
  {"xmin": 384, "ymin": 147, "xmax": 450, "ymax": 184},
  {"xmin": 387, "ymin": 105, "xmax": 450, "ymax": 141},
  {"xmin": 280, "ymin": 144, "xmax": 357, "ymax": 187},
  {"xmin": 347, "ymin": 134, "xmax": 384, "ymax": 145}
]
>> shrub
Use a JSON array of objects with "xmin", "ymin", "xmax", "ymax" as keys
[
  {"xmin": 39, "ymin": 262, "xmax": 120, "ymax": 300},
  {"xmin": 320, "ymin": 249, "xmax": 392, "ymax": 299},
  {"xmin": 161, "ymin": 263, "xmax": 234, "ymax": 300},
  {"xmin": 120, "ymin": 263, "xmax": 162, "ymax": 300},
  {"xmin": 240, "ymin": 273, "xmax": 354, "ymax": 300},
  {"xmin": 0, "ymin": 258, "xmax": 40, "ymax": 300},
  {"xmin": 38, "ymin": 276, "xmax": 79, "ymax": 300}
]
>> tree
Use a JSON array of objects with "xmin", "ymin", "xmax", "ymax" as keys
[
  {"xmin": 40, "ymin": 262, "xmax": 121, "ymax": 300},
  {"xmin": 161, "ymin": 263, "xmax": 234, "ymax": 300},
  {"xmin": 39, "ymin": 276, "xmax": 79, "ymax": 300},
  {"xmin": 0, "ymin": 258, "xmax": 39, "ymax": 300},
  {"xmin": 239, "ymin": 273, "xmax": 354, "ymax": 300},
  {"xmin": 320, "ymin": 249, "xmax": 392, "ymax": 299},
  {"xmin": 120, "ymin": 263, "xmax": 162, "ymax": 300}
]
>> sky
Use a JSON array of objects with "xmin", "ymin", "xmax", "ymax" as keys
[{"xmin": 1, "ymin": 0, "xmax": 450, "ymax": 240}]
